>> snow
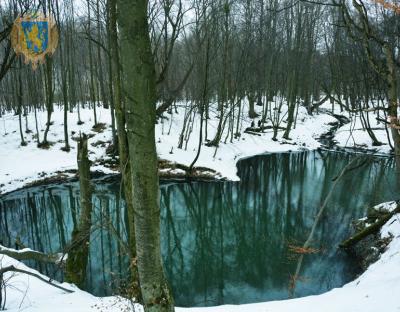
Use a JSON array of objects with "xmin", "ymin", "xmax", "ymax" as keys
[
  {"xmin": 0, "ymin": 254, "xmax": 138, "ymax": 312},
  {"xmin": 0, "ymin": 104, "xmax": 115, "ymax": 195},
  {"xmin": 155, "ymin": 102, "xmax": 336, "ymax": 181},
  {"xmin": 330, "ymin": 105, "xmax": 394, "ymax": 154},
  {"xmin": 1, "ymin": 101, "xmax": 399, "ymax": 311},
  {"xmin": 0, "ymin": 101, "xmax": 337, "ymax": 194},
  {"xmin": 1, "ymin": 201, "xmax": 399, "ymax": 312}
]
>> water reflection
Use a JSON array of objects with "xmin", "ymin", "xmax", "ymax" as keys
[{"xmin": 0, "ymin": 151, "xmax": 396, "ymax": 307}]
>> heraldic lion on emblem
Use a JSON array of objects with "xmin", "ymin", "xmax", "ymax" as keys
[{"xmin": 11, "ymin": 12, "xmax": 58, "ymax": 70}]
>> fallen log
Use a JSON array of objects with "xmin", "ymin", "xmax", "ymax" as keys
[
  {"xmin": 244, "ymin": 125, "xmax": 286, "ymax": 133},
  {"xmin": 0, "ymin": 245, "xmax": 63, "ymax": 264},
  {"xmin": 0, "ymin": 265, "xmax": 73, "ymax": 293},
  {"xmin": 243, "ymin": 130, "xmax": 262, "ymax": 136},
  {"xmin": 339, "ymin": 204, "xmax": 400, "ymax": 249},
  {"xmin": 289, "ymin": 159, "xmax": 359, "ymax": 297},
  {"xmin": 310, "ymin": 95, "xmax": 330, "ymax": 112}
]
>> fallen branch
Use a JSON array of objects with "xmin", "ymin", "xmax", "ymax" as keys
[
  {"xmin": 0, "ymin": 245, "xmax": 63, "ymax": 264},
  {"xmin": 376, "ymin": 117, "xmax": 390, "ymax": 125},
  {"xmin": 311, "ymin": 95, "xmax": 329, "ymax": 112},
  {"xmin": 243, "ymin": 130, "xmax": 262, "ymax": 136},
  {"xmin": 289, "ymin": 158, "xmax": 359, "ymax": 297},
  {"xmin": 0, "ymin": 265, "xmax": 74, "ymax": 293},
  {"xmin": 332, "ymin": 158, "xmax": 370, "ymax": 181},
  {"xmin": 339, "ymin": 127, "xmax": 387, "ymax": 131},
  {"xmin": 245, "ymin": 125, "xmax": 286, "ymax": 133},
  {"xmin": 340, "ymin": 204, "xmax": 400, "ymax": 249},
  {"xmin": 376, "ymin": 117, "xmax": 400, "ymax": 129}
]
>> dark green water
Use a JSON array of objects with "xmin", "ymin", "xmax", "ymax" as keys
[{"xmin": 0, "ymin": 151, "xmax": 397, "ymax": 307}]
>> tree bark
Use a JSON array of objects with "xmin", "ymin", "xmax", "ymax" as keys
[
  {"xmin": 109, "ymin": 0, "xmax": 141, "ymax": 300},
  {"xmin": 55, "ymin": 0, "xmax": 70, "ymax": 152},
  {"xmin": 65, "ymin": 134, "xmax": 92, "ymax": 289},
  {"xmin": 42, "ymin": 56, "xmax": 54, "ymax": 146},
  {"xmin": 87, "ymin": 0, "xmax": 98, "ymax": 127},
  {"xmin": 17, "ymin": 61, "xmax": 26, "ymax": 146},
  {"xmin": 383, "ymin": 45, "xmax": 400, "ymax": 169},
  {"xmin": 117, "ymin": 0, "xmax": 174, "ymax": 311},
  {"xmin": 340, "ymin": 204, "xmax": 400, "ymax": 249},
  {"xmin": 0, "ymin": 245, "xmax": 61, "ymax": 263}
]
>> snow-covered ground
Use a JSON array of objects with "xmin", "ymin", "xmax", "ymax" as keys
[
  {"xmin": 0, "ymin": 105, "xmax": 115, "ymax": 195},
  {"xmin": 0, "ymin": 254, "xmax": 138, "ymax": 312},
  {"xmin": 1, "ymin": 101, "xmax": 399, "ymax": 311},
  {"xmin": 0, "ymin": 101, "xmax": 337, "ymax": 194},
  {"xmin": 1, "ymin": 201, "xmax": 399, "ymax": 312},
  {"xmin": 329, "ymin": 105, "xmax": 394, "ymax": 154}
]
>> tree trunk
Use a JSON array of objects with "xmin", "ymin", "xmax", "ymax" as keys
[
  {"xmin": 55, "ymin": 0, "xmax": 70, "ymax": 152},
  {"xmin": 65, "ymin": 134, "xmax": 92, "ymax": 289},
  {"xmin": 248, "ymin": 93, "xmax": 258, "ymax": 119},
  {"xmin": 87, "ymin": 0, "xmax": 98, "ymax": 127},
  {"xmin": 117, "ymin": 0, "xmax": 174, "ymax": 310},
  {"xmin": 17, "ymin": 61, "xmax": 26, "ymax": 146},
  {"xmin": 109, "ymin": 0, "xmax": 141, "ymax": 300},
  {"xmin": 42, "ymin": 57, "xmax": 53, "ymax": 146},
  {"xmin": 106, "ymin": 2, "xmax": 117, "ymax": 150},
  {"xmin": 96, "ymin": 0, "xmax": 108, "ymax": 109},
  {"xmin": 384, "ymin": 45, "xmax": 400, "ymax": 170},
  {"xmin": 340, "ymin": 204, "xmax": 400, "ymax": 249}
]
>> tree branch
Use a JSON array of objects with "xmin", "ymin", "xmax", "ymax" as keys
[
  {"xmin": 0, "ymin": 265, "xmax": 74, "ymax": 293},
  {"xmin": 0, "ymin": 245, "xmax": 63, "ymax": 264}
]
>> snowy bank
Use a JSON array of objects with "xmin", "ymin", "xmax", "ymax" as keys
[
  {"xmin": 1, "ymin": 201, "xmax": 399, "ymax": 312},
  {"xmin": 330, "ymin": 105, "xmax": 394, "ymax": 155},
  {"xmin": 0, "ymin": 102, "xmax": 337, "ymax": 194}
]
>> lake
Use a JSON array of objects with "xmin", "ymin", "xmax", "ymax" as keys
[{"xmin": 0, "ymin": 151, "xmax": 396, "ymax": 307}]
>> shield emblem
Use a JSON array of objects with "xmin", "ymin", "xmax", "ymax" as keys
[
  {"xmin": 11, "ymin": 13, "xmax": 58, "ymax": 70},
  {"xmin": 21, "ymin": 20, "xmax": 49, "ymax": 54}
]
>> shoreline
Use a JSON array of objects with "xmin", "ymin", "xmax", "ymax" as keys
[
  {"xmin": 1, "ymin": 107, "xmax": 399, "ymax": 311},
  {"xmin": 1, "ymin": 108, "xmax": 394, "ymax": 197}
]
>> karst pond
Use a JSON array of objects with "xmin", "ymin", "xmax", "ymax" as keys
[{"xmin": 0, "ymin": 151, "xmax": 397, "ymax": 307}]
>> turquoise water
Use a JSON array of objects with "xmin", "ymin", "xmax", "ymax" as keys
[{"xmin": 0, "ymin": 151, "xmax": 396, "ymax": 306}]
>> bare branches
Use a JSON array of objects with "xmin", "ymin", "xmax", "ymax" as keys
[
  {"xmin": 155, "ymin": 0, "xmax": 185, "ymax": 85},
  {"xmin": 266, "ymin": 0, "xmax": 340, "ymax": 14},
  {"xmin": 0, "ymin": 265, "xmax": 74, "ymax": 294}
]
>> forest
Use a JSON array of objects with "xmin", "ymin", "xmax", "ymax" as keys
[{"xmin": 0, "ymin": 0, "xmax": 400, "ymax": 312}]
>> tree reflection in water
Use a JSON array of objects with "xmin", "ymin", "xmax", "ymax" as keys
[{"xmin": 0, "ymin": 151, "xmax": 396, "ymax": 307}]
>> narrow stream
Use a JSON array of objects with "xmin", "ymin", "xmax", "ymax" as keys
[{"xmin": 0, "ymin": 151, "xmax": 396, "ymax": 307}]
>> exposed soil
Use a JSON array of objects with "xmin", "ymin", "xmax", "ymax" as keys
[{"xmin": 1, "ymin": 158, "xmax": 224, "ymax": 196}]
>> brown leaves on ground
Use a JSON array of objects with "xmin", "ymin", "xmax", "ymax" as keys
[{"xmin": 288, "ymin": 244, "xmax": 320, "ymax": 255}]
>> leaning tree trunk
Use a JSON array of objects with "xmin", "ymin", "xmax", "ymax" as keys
[
  {"xmin": 65, "ymin": 134, "xmax": 92, "ymax": 289},
  {"xmin": 117, "ymin": 0, "xmax": 174, "ymax": 311}
]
